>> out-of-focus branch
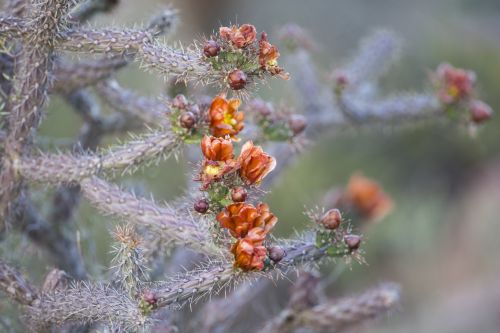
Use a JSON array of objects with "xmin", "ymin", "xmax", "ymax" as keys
[
  {"xmin": 260, "ymin": 282, "xmax": 400, "ymax": 333},
  {"xmin": 68, "ymin": 0, "xmax": 120, "ymax": 23},
  {"xmin": 95, "ymin": 79, "xmax": 169, "ymax": 126},
  {"xmin": 0, "ymin": 258, "xmax": 39, "ymax": 306},
  {"xmin": 51, "ymin": 57, "xmax": 128, "ymax": 95}
]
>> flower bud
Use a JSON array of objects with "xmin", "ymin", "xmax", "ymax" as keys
[
  {"xmin": 203, "ymin": 40, "xmax": 221, "ymax": 57},
  {"xmin": 288, "ymin": 114, "xmax": 307, "ymax": 136},
  {"xmin": 179, "ymin": 111, "xmax": 196, "ymax": 129},
  {"xmin": 172, "ymin": 94, "xmax": 188, "ymax": 109},
  {"xmin": 267, "ymin": 245, "xmax": 285, "ymax": 263},
  {"xmin": 469, "ymin": 100, "xmax": 492, "ymax": 124},
  {"xmin": 194, "ymin": 199, "xmax": 209, "ymax": 214},
  {"xmin": 320, "ymin": 209, "xmax": 342, "ymax": 230},
  {"xmin": 142, "ymin": 290, "xmax": 157, "ymax": 306},
  {"xmin": 228, "ymin": 69, "xmax": 247, "ymax": 90},
  {"xmin": 344, "ymin": 234, "xmax": 361, "ymax": 251},
  {"xmin": 231, "ymin": 186, "xmax": 248, "ymax": 202}
]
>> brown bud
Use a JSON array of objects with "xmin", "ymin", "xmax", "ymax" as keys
[
  {"xmin": 268, "ymin": 245, "xmax": 286, "ymax": 263},
  {"xmin": 179, "ymin": 111, "xmax": 196, "ymax": 129},
  {"xmin": 320, "ymin": 209, "xmax": 342, "ymax": 230},
  {"xmin": 194, "ymin": 199, "xmax": 209, "ymax": 214},
  {"xmin": 203, "ymin": 40, "xmax": 221, "ymax": 57},
  {"xmin": 469, "ymin": 100, "xmax": 493, "ymax": 124},
  {"xmin": 288, "ymin": 114, "xmax": 307, "ymax": 136},
  {"xmin": 231, "ymin": 186, "xmax": 248, "ymax": 202},
  {"xmin": 228, "ymin": 69, "xmax": 247, "ymax": 90},
  {"xmin": 172, "ymin": 94, "xmax": 188, "ymax": 109},
  {"xmin": 344, "ymin": 234, "xmax": 361, "ymax": 251},
  {"xmin": 142, "ymin": 290, "xmax": 157, "ymax": 306}
]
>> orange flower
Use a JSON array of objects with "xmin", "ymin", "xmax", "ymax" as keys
[
  {"xmin": 201, "ymin": 135, "xmax": 234, "ymax": 162},
  {"xmin": 199, "ymin": 159, "xmax": 237, "ymax": 190},
  {"xmin": 237, "ymin": 141, "xmax": 276, "ymax": 185},
  {"xmin": 435, "ymin": 63, "xmax": 476, "ymax": 104},
  {"xmin": 343, "ymin": 173, "xmax": 393, "ymax": 221},
  {"xmin": 220, "ymin": 24, "xmax": 257, "ymax": 48},
  {"xmin": 231, "ymin": 227, "xmax": 268, "ymax": 271},
  {"xmin": 216, "ymin": 202, "xmax": 277, "ymax": 238},
  {"xmin": 208, "ymin": 95, "xmax": 244, "ymax": 139},
  {"xmin": 259, "ymin": 32, "xmax": 280, "ymax": 70}
]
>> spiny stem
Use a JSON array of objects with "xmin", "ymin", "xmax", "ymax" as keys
[
  {"xmin": 80, "ymin": 176, "xmax": 215, "ymax": 254},
  {"xmin": 19, "ymin": 129, "xmax": 181, "ymax": 184}
]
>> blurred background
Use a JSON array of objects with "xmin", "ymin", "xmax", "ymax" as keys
[{"xmin": 2, "ymin": 0, "xmax": 500, "ymax": 332}]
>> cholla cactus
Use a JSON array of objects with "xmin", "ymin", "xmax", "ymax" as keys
[{"xmin": 0, "ymin": 1, "xmax": 493, "ymax": 332}]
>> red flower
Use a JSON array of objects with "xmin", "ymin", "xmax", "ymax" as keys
[
  {"xmin": 201, "ymin": 135, "xmax": 234, "ymax": 162},
  {"xmin": 259, "ymin": 32, "xmax": 280, "ymax": 70},
  {"xmin": 237, "ymin": 141, "xmax": 276, "ymax": 185},
  {"xmin": 216, "ymin": 202, "xmax": 277, "ymax": 238},
  {"xmin": 435, "ymin": 63, "xmax": 476, "ymax": 104},
  {"xmin": 208, "ymin": 95, "xmax": 244, "ymax": 139},
  {"xmin": 231, "ymin": 228, "xmax": 268, "ymax": 271},
  {"xmin": 219, "ymin": 24, "xmax": 257, "ymax": 48}
]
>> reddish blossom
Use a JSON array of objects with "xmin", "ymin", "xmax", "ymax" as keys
[
  {"xmin": 216, "ymin": 202, "xmax": 277, "ymax": 238},
  {"xmin": 237, "ymin": 141, "xmax": 276, "ymax": 185},
  {"xmin": 231, "ymin": 228, "xmax": 268, "ymax": 271},
  {"xmin": 219, "ymin": 24, "xmax": 257, "ymax": 48},
  {"xmin": 208, "ymin": 95, "xmax": 244, "ymax": 139}
]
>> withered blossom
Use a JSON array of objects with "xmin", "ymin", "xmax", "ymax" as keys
[{"xmin": 219, "ymin": 24, "xmax": 257, "ymax": 48}]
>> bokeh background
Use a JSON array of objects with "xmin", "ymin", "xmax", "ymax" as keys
[{"xmin": 2, "ymin": 0, "xmax": 500, "ymax": 332}]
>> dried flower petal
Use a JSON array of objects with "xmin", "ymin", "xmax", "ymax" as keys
[
  {"xmin": 220, "ymin": 24, "xmax": 257, "ymax": 48},
  {"xmin": 259, "ymin": 32, "xmax": 280, "ymax": 70}
]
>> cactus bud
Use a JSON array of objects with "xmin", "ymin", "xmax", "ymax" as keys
[
  {"xmin": 268, "ymin": 245, "xmax": 286, "ymax": 263},
  {"xmin": 469, "ymin": 100, "xmax": 492, "ymax": 124},
  {"xmin": 320, "ymin": 209, "xmax": 342, "ymax": 230},
  {"xmin": 228, "ymin": 69, "xmax": 247, "ymax": 90},
  {"xmin": 203, "ymin": 40, "xmax": 221, "ymax": 57},
  {"xmin": 288, "ymin": 114, "xmax": 307, "ymax": 136},
  {"xmin": 344, "ymin": 234, "xmax": 361, "ymax": 251},
  {"xmin": 194, "ymin": 199, "xmax": 209, "ymax": 214},
  {"xmin": 172, "ymin": 94, "xmax": 188, "ymax": 109},
  {"xmin": 179, "ymin": 111, "xmax": 196, "ymax": 129},
  {"xmin": 230, "ymin": 186, "xmax": 248, "ymax": 202}
]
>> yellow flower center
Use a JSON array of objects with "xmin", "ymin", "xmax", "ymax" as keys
[
  {"xmin": 204, "ymin": 165, "xmax": 221, "ymax": 176},
  {"xmin": 448, "ymin": 85, "xmax": 459, "ymax": 98},
  {"xmin": 223, "ymin": 112, "xmax": 237, "ymax": 127}
]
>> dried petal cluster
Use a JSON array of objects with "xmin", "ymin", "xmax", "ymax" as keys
[
  {"xmin": 433, "ymin": 63, "xmax": 493, "ymax": 124},
  {"xmin": 220, "ymin": 24, "xmax": 257, "ymax": 49}
]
